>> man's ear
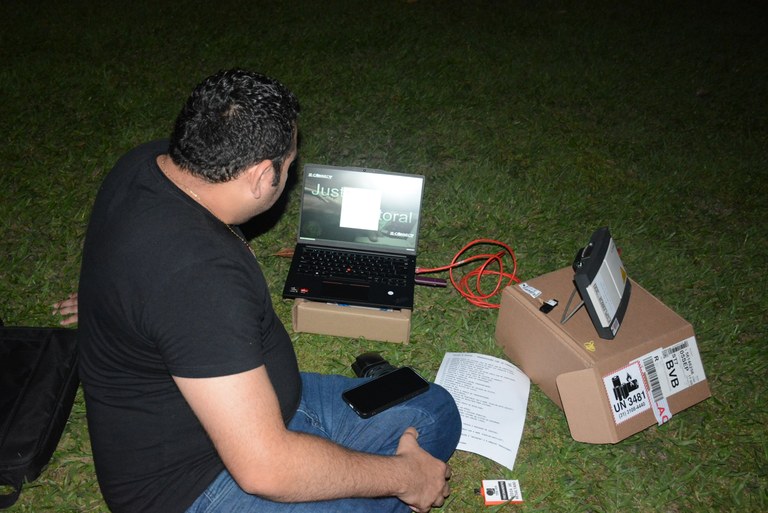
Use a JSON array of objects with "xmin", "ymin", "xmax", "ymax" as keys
[{"xmin": 247, "ymin": 160, "xmax": 276, "ymax": 199}]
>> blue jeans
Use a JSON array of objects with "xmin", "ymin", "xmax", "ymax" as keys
[{"xmin": 186, "ymin": 372, "xmax": 462, "ymax": 513}]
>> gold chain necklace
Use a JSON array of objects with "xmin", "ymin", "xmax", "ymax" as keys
[{"xmin": 158, "ymin": 155, "xmax": 256, "ymax": 257}]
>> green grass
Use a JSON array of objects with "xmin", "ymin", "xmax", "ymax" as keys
[{"xmin": 1, "ymin": 0, "xmax": 766, "ymax": 511}]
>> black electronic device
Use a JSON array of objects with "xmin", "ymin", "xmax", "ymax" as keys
[
  {"xmin": 562, "ymin": 227, "xmax": 631, "ymax": 339},
  {"xmin": 351, "ymin": 351, "xmax": 398, "ymax": 378},
  {"xmin": 341, "ymin": 366, "xmax": 430, "ymax": 419}
]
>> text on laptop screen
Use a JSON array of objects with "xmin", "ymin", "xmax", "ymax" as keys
[{"xmin": 298, "ymin": 165, "xmax": 424, "ymax": 253}]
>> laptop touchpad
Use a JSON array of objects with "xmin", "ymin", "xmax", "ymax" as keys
[{"xmin": 321, "ymin": 281, "xmax": 370, "ymax": 301}]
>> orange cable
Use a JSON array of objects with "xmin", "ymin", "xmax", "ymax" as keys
[{"xmin": 416, "ymin": 238, "xmax": 521, "ymax": 309}]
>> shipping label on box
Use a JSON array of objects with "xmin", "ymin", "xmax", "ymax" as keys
[{"xmin": 608, "ymin": 335, "xmax": 707, "ymax": 426}]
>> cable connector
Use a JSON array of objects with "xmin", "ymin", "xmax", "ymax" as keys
[{"xmin": 414, "ymin": 276, "xmax": 447, "ymax": 287}]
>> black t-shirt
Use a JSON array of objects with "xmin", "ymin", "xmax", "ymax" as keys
[{"xmin": 78, "ymin": 140, "xmax": 301, "ymax": 513}]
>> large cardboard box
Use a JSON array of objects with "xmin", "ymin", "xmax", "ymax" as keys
[
  {"xmin": 495, "ymin": 267, "xmax": 710, "ymax": 444},
  {"xmin": 292, "ymin": 299, "xmax": 411, "ymax": 343}
]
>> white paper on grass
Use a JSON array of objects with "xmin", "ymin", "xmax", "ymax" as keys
[{"xmin": 434, "ymin": 352, "xmax": 530, "ymax": 471}]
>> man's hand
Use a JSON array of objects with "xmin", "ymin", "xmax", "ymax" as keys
[
  {"xmin": 52, "ymin": 293, "xmax": 79, "ymax": 326},
  {"xmin": 395, "ymin": 427, "xmax": 452, "ymax": 513}
]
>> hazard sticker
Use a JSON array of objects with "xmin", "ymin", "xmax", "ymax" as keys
[
  {"xmin": 603, "ymin": 361, "xmax": 651, "ymax": 424},
  {"xmin": 638, "ymin": 348, "xmax": 673, "ymax": 426},
  {"xmin": 481, "ymin": 479, "xmax": 523, "ymax": 506}
]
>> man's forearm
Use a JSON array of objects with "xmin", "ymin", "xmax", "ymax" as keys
[{"xmin": 234, "ymin": 430, "xmax": 407, "ymax": 502}]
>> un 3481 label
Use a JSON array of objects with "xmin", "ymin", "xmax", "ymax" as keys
[
  {"xmin": 605, "ymin": 336, "xmax": 707, "ymax": 427},
  {"xmin": 603, "ymin": 361, "xmax": 651, "ymax": 424}
]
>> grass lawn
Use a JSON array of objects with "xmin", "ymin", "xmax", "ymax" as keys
[{"xmin": 1, "ymin": 0, "xmax": 766, "ymax": 511}]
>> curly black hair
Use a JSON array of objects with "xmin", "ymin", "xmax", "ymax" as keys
[{"xmin": 169, "ymin": 69, "xmax": 300, "ymax": 184}]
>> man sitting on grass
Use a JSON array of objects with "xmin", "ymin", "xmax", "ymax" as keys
[{"xmin": 71, "ymin": 68, "xmax": 461, "ymax": 513}]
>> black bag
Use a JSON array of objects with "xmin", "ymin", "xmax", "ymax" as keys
[{"xmin": 0, "ymin": 322, "xmax": 79, "ymax": 509}]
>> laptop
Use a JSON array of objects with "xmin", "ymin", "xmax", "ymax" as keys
[{"xmin": 282, "ymin": 163, "xmax": 425, "ymax": 309}]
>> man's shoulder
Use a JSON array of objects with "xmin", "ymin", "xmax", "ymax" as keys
[
  {"xmin": 114, "ymin": 139, "xmax": 169, "ymax": 169},
  {"xmin": 95, "ymin": 139, "xmax": 169, "ymax": 202}
]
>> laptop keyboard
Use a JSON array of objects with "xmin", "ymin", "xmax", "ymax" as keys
[{"xmin": 297, "ymin": 247, "xmax": 411, "ymax": 287}]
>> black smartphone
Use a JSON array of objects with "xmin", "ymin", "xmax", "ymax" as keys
[{"xmin": 341, "ymin": 367, "xmax": 430, "ymax": 418}]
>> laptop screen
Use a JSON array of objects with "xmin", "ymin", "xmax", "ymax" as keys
[{"xmin": 297, "ymin": 164, "xmax": 425, "ymax": 255}]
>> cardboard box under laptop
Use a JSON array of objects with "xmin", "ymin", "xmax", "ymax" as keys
[
  {"xmin": 495, "ymin": 267, "xmax": 711, "ymax": 444},
  {"xmin": 292, "ymin": 299, "xmax": 411, "ymax": 343}
]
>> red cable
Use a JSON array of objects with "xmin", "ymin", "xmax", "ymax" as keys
[{"xmin": 416, "ymin": 238, "xmax": 521, "ymax": 309}]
